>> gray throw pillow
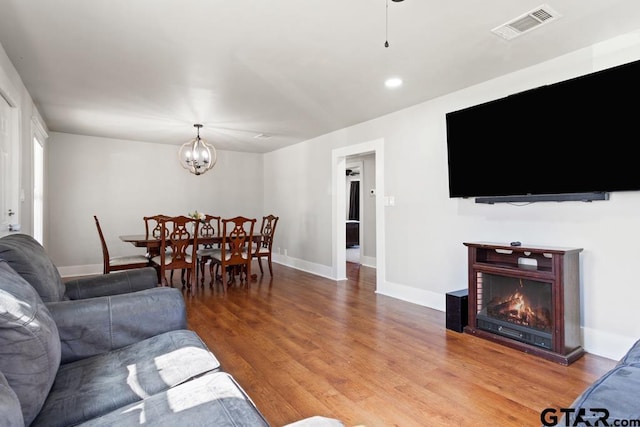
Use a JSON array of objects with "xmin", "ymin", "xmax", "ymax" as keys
[
  {"xmin": 0, "ymin": 260, "xmax": 61, "ymax": 425},
  {"xmin": 0, "ymin": 234, "xmax": 66, "ymax": 302}
]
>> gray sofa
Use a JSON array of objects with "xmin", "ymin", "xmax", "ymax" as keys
[
  {"xmin": 0, "ymin": 233, "xmax": 159, "ymax": 303},
  {"xmin": 560, "ymin": 339, "xmax": 640, "ymax": 426},
  {"xmin": 0, "ymin": 234, "xmax": 343, "ymax": 427}
]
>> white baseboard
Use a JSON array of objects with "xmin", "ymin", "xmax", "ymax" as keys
[
  {"xmin": 376, "ymin": 279, "xmax": 446, "ymax": 312},
  {"xmin": 360, "ymin": 255, "xmax": 376, "ymax": 268},
  {"xmin": 57, "ymin": 264, "xmax": 102, "ymax": 278},
  {"xmin": 58, "ymin": 257, "xmax": 333, "ymax": 280},
  {"xmin": 272, "ymin": 253, "xmax": 334, "ymax": 280},
  {"xmin": 581, "ymin": 327, "xmax": 637, "ymax": 361}
]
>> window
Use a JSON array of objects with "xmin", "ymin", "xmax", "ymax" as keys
[{"xmin": 32, "ymin": 116, "xmax": 47, "ymax": 244}]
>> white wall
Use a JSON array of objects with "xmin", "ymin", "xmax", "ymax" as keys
[
  {"xmin": 47, "ymin": 132, "xmax": 264, "ymax": 274},
  {"xmin": 263, "ymin": 30, "xmax": 640, "ymax": 360}
]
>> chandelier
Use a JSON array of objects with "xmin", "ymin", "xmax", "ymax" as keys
[{"xmin": 178, "ymin": 124, "xmax": 217, "ymax": 176}]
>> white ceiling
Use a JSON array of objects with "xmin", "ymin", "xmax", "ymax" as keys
[{"xmin": 1, "ymin": 1, "xmax": 640, "ymax": 153}]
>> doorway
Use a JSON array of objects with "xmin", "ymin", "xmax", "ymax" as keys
[
  {"xmin": 0, "ymin": 92, "xmax": 19, "ymax": 238},
  {"xmin": 331, "ymin": 139, "xmax": 385, "ymax": 288}
]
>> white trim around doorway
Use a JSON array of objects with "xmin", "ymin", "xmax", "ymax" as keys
[{"xmin": 331, "ymin": 139, "xmax": 385, "ymax": 289}]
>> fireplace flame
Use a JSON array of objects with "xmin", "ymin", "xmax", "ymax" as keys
[{"xmin": 486, "ymin": 291, "xmax": 551, "ymax": 332}]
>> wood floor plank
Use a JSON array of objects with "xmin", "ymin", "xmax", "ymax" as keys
[{"xmin": 176, "ymin": 262, "xmax": 616, "ymax": 427}]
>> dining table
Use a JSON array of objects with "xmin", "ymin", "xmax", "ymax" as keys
[
  {"xmin": 119, "ymin": 233, "xmax": 263, "ymax": 251},
  {"xmin": 119, "ymin": 233, "xmax": 264, "ymax": 284}
]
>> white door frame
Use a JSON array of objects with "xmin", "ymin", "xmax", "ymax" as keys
[
  {"xmin": 0, "ymin": 73, "xmax": 20, "ymax": 237},
  {"xmin": 332, "ymin": 139, "xmax": 385, "ymax": 287}
]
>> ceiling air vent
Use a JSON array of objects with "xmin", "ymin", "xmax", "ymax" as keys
[{"xmin": 491, "ymin": 4, "xmax": 561, "ymax": 40}]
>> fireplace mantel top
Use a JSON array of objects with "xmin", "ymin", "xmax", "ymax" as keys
[{"xmin": 463, "ymin": 241, "xmax": 583, "ymax": 255}]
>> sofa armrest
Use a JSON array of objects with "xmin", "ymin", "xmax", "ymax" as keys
[
  {"xmin": 46, "ymin": 287, "xmax": 187, "ymax": 364},
  {"xmin": 63, "ymin": 267, "xmax": 158, "ymax": 300}
]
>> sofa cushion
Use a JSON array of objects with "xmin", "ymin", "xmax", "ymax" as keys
[
  {"xmin": 32, "ymin": 329, "xmax": 221, "ymax": 427},
  {"xmin": 0, "ymin": 260, "xmax": 61, "ymax": 426},
  {"xmin": 0, "ymin": 234, "xmax": 66, "ymax": 302},
  {"xmin": 0, "ymin": 370, "xmax": 24, "ymax": 427},
  {"xmin": 75, "ymin": 372, "xmax": 269, "ymax": 427},
  {"xmin": 565, "ymin": 363, "xmax": 640, "ymax": 425}
]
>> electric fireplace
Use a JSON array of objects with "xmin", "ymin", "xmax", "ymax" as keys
[
  {"xmin": 476, "ymin": 273, "xmax": 553, "ymax": 349},
  {"xmin": 463, "ymin": 242, "xmax": 584, "ymax": 365}
]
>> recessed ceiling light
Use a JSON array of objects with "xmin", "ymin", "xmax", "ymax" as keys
[
  {"xmin": 254, "ymin": 133, "xmax": 272, "ymax": 140},
  {"xmin": 385, "ymin": 77, "xmax": 403, "ymax": 88}
]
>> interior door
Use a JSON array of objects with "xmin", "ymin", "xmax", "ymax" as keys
[{"xmin": 0, "ymin": 95, "xmax": 17, "ymax": 237}]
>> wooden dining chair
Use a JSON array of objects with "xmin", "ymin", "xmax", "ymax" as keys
[
  {"xmin": 195, "ymin": 214, "xmax": 221, "ymax": 286},
  {"xmin": 144, "ymin": 214, "xmax": 171, "ymax": 239},
  {"xmin": 253, "ymin": 214, "xmax": 279, "ymax": 276},
  {"xmin": 209, "ymin": 216, "xmax": 256, "ymax": 291},
  {"xmin": 149, "ymin": 215, "xmax": 199, "ymax": 291},
  {"xmin": 143, "ymin": 214, "xmax": 171, "ymax": 258},
  {"xmin": 94, "ymin": 215, "xmax": 150, "ymax": 274},
  {"xmin": 144, "ymin": 213, "xmax": 186, "ymax": 282}
]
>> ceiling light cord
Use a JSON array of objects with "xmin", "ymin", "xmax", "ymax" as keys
[
  {"xmin": 385, "ymin": 0, "xmax": 389, "ymax": 48},
  {"xmin": 385, "ymin": 0, "xmax": 404, "ymax": 48}
]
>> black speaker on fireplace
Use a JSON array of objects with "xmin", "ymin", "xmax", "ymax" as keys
[{"xmin": 446, "ymin": 289, "xmax": 468, "ymax": 333}]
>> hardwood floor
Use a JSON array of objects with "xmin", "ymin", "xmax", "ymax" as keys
[{"xmin": 181, "ymin": 263, "xmax": 615, "ymax": 426}]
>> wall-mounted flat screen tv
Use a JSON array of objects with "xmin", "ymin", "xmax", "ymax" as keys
[{"xmin": 445, "ymin": 59, "xmax": 640, "ymax": 203}]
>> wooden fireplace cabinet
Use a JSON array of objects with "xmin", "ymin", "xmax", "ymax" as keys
[{"xmin": 463, "ymin": 242, "xmax": 585, "ymax": 365}]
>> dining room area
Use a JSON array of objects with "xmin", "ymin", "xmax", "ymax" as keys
[
  {"xmin": 45, "ymin": 131, "xmax": 277, "ymax": 279},
  {"xmin": 103, "ymin": 212, "xmax": 279, "ymax": 292}
]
